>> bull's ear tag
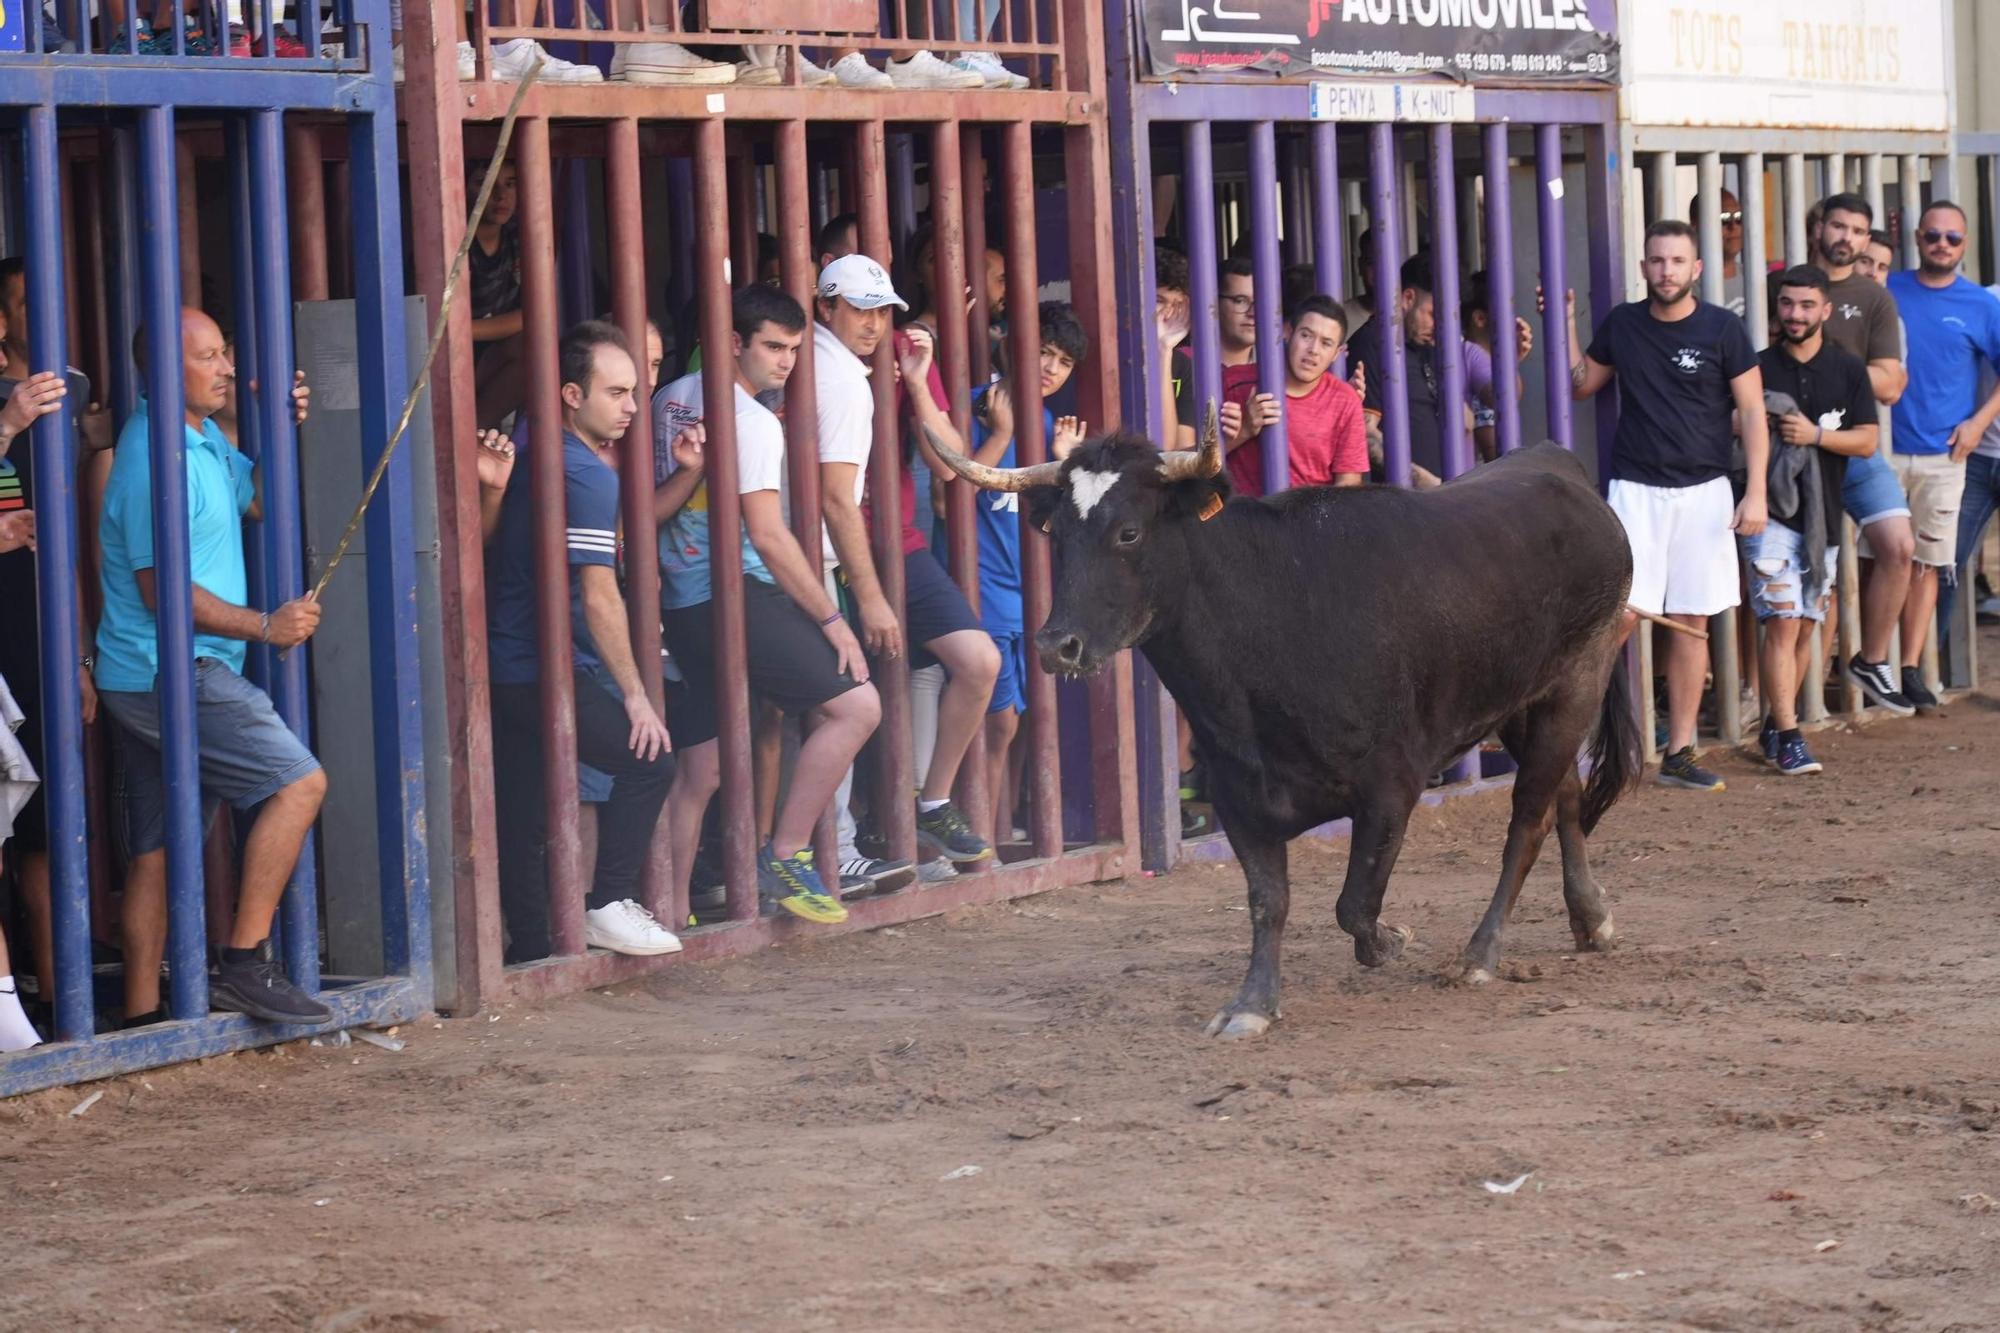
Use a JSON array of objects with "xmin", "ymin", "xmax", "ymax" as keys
[
  {"xmin": 1197, "ymin": 493, "xmax": 1223, "ymax": 522},
  {"xmin": 1039, "ymin": 514, "xmax": 1053, "ymax": 533}
]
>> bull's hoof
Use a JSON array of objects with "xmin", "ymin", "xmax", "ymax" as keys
[
  {"xmin": 1354, "ymin": 922, "xmax": 1414, "ymax": 969},
  {"xmin": 1572, "ymin": 917, "xmax": 1618, "ymax": 952},
  {"xmin": 1204, "ymin": 1010, "xmax": 1274, "ymax": 1040},
  {"xmin": 1441, "ymin": 958, "xmax": 1496, "ymax": 987}
]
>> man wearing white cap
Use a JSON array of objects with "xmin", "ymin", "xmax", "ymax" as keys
[{"xmin": 815, "ymin": 253, "xmax": 999, "ymax": 869}]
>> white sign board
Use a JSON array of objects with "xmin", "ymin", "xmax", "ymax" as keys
[
  {"xmin": 1308, "ymin": 80, "xmax": 1475, "ymax": 124},
  {"xmin": 1623, "ymin": 0, "xmax": 1949, "ymax": 132}
]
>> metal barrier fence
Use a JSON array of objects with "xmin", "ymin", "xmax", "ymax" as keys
[
  {"xmin": 1101, "ymin": 60, "xmax": 1624, "ymax": 869},
  {"xmin": 0, "ymin": 16, "xmax": 429, "ymax": 1097},
  {"xmin": 401, "ymin": 5, "xmax": 1136, "ymax": 1013}
]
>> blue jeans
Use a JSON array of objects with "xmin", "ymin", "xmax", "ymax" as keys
[
  {"xmin": 1938, "ymin": 451, "xmax": 2000, "ymax": 645},
  {"xmin": 957, "ymin": 0, "xmax": 997, "ymax": 42}
]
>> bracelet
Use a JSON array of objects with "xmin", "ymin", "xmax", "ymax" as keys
[
  {"xmin": 259, "ymin": 612, "xmax": 271, "ymax": 644},
  {"xmin": 820, "ymin": 610, "xmax": 843, "ymax": 627}
]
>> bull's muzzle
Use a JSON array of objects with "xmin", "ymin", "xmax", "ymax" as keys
[{"xmin": 1035, "ymin": 626, "xmax": 1089, "ymax": 676}]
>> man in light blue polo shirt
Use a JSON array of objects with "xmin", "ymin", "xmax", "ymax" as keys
[{"xmin": 96, "ymin": 307, "xmax": 331, "ymax": 1029}]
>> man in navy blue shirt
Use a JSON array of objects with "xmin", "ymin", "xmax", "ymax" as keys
[
  {"xmin": 487, "ymin": 321, "xmax": 678, "ymax": 963},
  {"xmin": 1563, "ymin": 218, "xmax": 1768, "ymax": 794},
  {"xmin": 1884, "ymin": 201, "xmax": 2000, "ymax": 710}
]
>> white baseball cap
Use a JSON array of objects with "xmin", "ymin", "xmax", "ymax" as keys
[{"xmin": 817, "ymin": 254, "xmax": 908, "ymax": 311}]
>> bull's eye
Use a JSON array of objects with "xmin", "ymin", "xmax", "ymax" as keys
[{"xmin": 1116, "ymin": 526, "xmax": 1141, "ymax": 547}]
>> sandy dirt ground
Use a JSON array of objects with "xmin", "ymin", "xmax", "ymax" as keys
[{"xmin": 7, "ymin": 662, "xmax": 2000, "ymax": 1331}]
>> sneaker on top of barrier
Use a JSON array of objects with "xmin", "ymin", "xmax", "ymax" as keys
[
  {"xmin": 737, "ymin": 50, "xmax": 838, "ymax": 85},
  {"xmin": 584, "ymin": 899, "xmax": 684, "ymax": 955},
  {"xmin": 1846, "ymin": 653, "xmax": 1916, "ymax": 717},
  {"xmin": 1901, "ymin": 665, "xmax": 1941, "ymax": 715},
  {"xmin": 491, "ymin": 37, "xmax": 603, "ymax": 83},
  {"xmin": 1774, "ymin": 733, "xmax": 1823, "ymax": 777},
  {"xmin": 951, "ymin": 50, "xmax": 1027, "ymax": 88},
  {"xmin": 830, "ymin": 52, "xmax": 893, "ymax": 89},
  {"xmin": 611, "ymin": 29, "xmax": 734, "ymax": 84},
  {"xmin": 917, "ymin": 800, "xmax": 992, "ymax": 863},
  {"xmin": 887, "ymin": 49, "xmax": 985, "ymax": 89},
  {"xmin": 839, "ymin": 855, "xmax": 916, "ymax": 894},
  {"xmin": 210, "ymin": 939, "xmax": 334, "ymax": 1027},
  {"xmin": 392, "ymin": 40, "xmax": 478, "ymax": 81},
  {"xmin": 759, "ymin": 843, "xmax": 848, "ymax": 924},
  {"xmin": 917, "ymin": 856, "xmax": 957, "ymax": 884},
  {"xmin": 1655, "ymin": 746, "xmax": 1725, "ymax": 792}
]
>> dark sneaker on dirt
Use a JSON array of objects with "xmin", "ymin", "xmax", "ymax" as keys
[
  {"xmin": 1775, "ymin": 735, "xmax": 1822, "ymax": 776},
  {"xmin": 1901, "ymin": 666, "xmax": 1940, "ymax": 714},
  {"xmin": 1847, "ymin": 654, "xmax": 1916, "ymax": 717},
  {"xmin": 757, "ymin": 843, "xmax": 847, "ymax": 924},
  {"xmin": 1758, "ymin": 715, "xmax": 1779, "ymax": 765},
  {"xmin": 916, "ymin": 801, "xmax": 992, "ymax": 863},
  {"xmin": 210, "ymin": 940, "xmax": 334, "ymax": 1026},
  {"xmin": 1656, "ymin": 746, "xmax": 1725, "ymax": 792}
]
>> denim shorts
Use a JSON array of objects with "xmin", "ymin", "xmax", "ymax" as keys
[
  {"xmin": 1841, "ymin": 448, "xmax": 1911, "ymax": 528},
  {"xmin": 1744, "ymin": 523, "xmax": 1839, "ymax": 623},
  {"xmin": 101, "ymin": 658, "xmax": 322, "ymax": 858}
]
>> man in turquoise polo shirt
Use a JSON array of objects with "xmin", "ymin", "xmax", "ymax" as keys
[{"xmin": 96, "ymin": 307, "xmax": 329, "ymax": 1028}]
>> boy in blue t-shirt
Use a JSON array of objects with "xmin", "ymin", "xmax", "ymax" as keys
[{"xmin": 970, "ymin": 302, "xmax": 1087, "ymax": 844}]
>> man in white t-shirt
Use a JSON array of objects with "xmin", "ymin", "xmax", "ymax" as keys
[{"xmin": 653, "ymin": 285, "xmax": 880, "ymax": 926}]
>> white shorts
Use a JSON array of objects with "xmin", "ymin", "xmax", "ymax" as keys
[{"xmin": 1609, "ymin": 476, "xmax": 1742, "ymax": 618}]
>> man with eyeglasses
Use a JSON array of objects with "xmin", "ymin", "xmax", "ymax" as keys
[
  {"xmin": 1691, "ymin": 189, "xmax": 1748, "ymax": 319},
  {"xmin": 1883, "ymin": 201, "xmax": 2000, "ymax": 711}
]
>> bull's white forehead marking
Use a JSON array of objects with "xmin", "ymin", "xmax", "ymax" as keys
[{"xmin": 1069, "ymin": 468, "xmax": 1120, "ymax": 519}]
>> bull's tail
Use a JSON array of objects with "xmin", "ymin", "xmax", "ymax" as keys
[{"xmin": 1581, "ymin": 653, "xmax": 1642, "ymax": 835}]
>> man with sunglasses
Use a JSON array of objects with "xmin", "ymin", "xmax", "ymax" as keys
[
  {"xmin": 1884, "ymin": 201, "xmax": 2000, "ymax": 711},
  {"xmin": 1691, "ymin": 189, "xmax": 1748, "ymax": 319}
]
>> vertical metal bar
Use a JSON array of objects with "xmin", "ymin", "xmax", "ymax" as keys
[
  {"xmin": 1535, "ymin": 125, "xmax": 1573, "ymax": 451},
  {"xmin": 1692, "ymin": 149, "xmax": 1741, "ymax": 745},
  {"xmin": 248, "ymin": 111, "xmax": 322, "ymax": 991},
  {"xmin": 517, "ymin": 118, "xmax": 586, "ymax": 957},
  {"xmin": 1584, "ymin": 118, "xmax": 1625, "ymax": 487},
  {"xmin": 777, "ymin": 119, "xmax": 840, "ymax": 877},
  {"xmin": 1899, "ymin": 155, "xmax": 1923, "ymax": 269},
  {"xmin": 1648, "ymin": 150, "xmax": 1674, "ymax": 225},
  {"xmin": 138, "ymin": 106, "xmax": 210, "ymax": 1021},
  {"xmin": 227, "ymin": 120, "xmax": 272, "ymax": 695},
  {"xmin": 107, "ymin": 129, "xmax": 143, "ymax": 422},
  {"xmin": 1982, "ymin": 156, "xmax": 2000, "ymax": 284},
  {"xmin": 1002, "ymin": 121, "xmax": 1061, "ymax": 859},
  {"xmin": 1182, "ymin": 123, "xmax": 1222, "ymax": 438},
  {"xmin": 962, "ymin": 128, "xmax": 993, "ymax": 388},
  {"xmin": 607, "ymin": 116, "xmax": 671, "ymax": 925},
  {"xmin": 1696, "ymin": 151, "xmax": 1725, "ymax": 307},
  {"xmin": 346, "ymin": 80, "xmax": 424, "ymax": 969},
  {"xmin": 889, "ymin": 133, "xmax": 919, "ymax": 258},
  {"xmin": 728, "ymin": 144, "xmax": 758, "ymax": 290},
  {"xmin": 1310, "ymin": 123, "xmax": 1343, "ymax": 301},
  {"xmin": 1740, "ymin": 154, "xmax": 1770, "ymax": 349},
  {"xmin": 1368, "ymin": 123, "xmax": 1412, "ymax": 488},
  {"xmin": 1430, "ymin": 124, "xmax": 1468, "ymax": 483},
  {"xmin": 285, "ymin": 123, "xmax": 331, "ymax": 302},
  {"xmin": 1247, "ymin": 121, "xmax": 1287, "ymax": 495},
  {"xmin": 1483, "ymin": 123, "xmax": 1521, "ymax": 456},
  {"xmin": 1787, "ymin": 154, "xmax": 1812, "ymax": 268},
  {"xmin": 25, "ymin": 107, "xmax": 92, "ymax": 1043},
  {"xmin": 693, "ymin": 118, "xmax": 760, "ymax": 923},
  {"xmin": 78, "ymin": 158, "xmax": 112, "ymax": 404},
  {"xmin": 58, "ymin": 152, "xmax": 82, "ymax": 375},
  {"xmin": 855, "ymin": 120, "xmax": 917, "ymax": 868},
  {"xmin": 931, "ymin": 121, "xmax": 991, "ymax": 846}
]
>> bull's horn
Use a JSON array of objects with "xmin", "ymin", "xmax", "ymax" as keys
[
  {"xmin": 921, "ymin": 420, "xmax": 1064, "ymax": 493},
  {"xmin": 1157, "ymin": 399, "xmax": 1225, "ymax": 482}
]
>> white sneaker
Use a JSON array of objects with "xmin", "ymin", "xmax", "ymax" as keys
[
  {"xmin": 888, "ymin": 49, "xmax": 985, "ymax": 89},
  {"xmin": 953, "ymin": 50, "xmax": 1026, "ymax": 89},
  {"xmin": 611, "ymin": 30, "xmax": 734, "ymax": 84},
  {"xmin": 916, "ymin": 857, "xmax": 957, "ymax": 884},
  {"xmin": 584, "ymin": 899, "xmax": 685, "ymax": 956},
  {"xmin": 737, "ymin": 51, "xmax": 836, "ymax": 86},
  {"xmin": 391, "ymin": 39, "xmax": 478, "ymax": 82},
  {"xmin": 830, "ymin": 51, "xmax": 892, "ymax": 89},
  {"xmin": 491, "ymin": 37, "xmax": 604, "ymax": 83}
]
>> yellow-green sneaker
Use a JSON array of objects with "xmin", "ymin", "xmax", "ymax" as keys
[{"xmin": 758, "ymin": 843, "xmax": 848, "ymax": 924}]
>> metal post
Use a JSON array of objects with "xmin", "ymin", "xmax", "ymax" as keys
[
  {"xmin": 962, "ymin": 127, "xmax": 992, "ymax": 388},
  {"xmin": 1692, "ymin": 150, "xmax": 1742, "ymax": 746},
  {"xmin": 1369, "ymin": 123, "xmax": 1412, "ymax": 488},
  {"xmin": 1648, "ymin": 150, "xmax": 1675, "ymax": 226},
  {"xmin": 1899, "ymin": 155, "xmax": 1923, "ymax": 269},
  {"xmin": 1430, "ymin": 124, "xmax": 1469, "ymax": 483},
  {"xmin": 137, "ymin": 106, "xmax": 210, "ymax": 1020},
  {"xmin": 889, "ymin": 131, "xmax": 919, "ymax": 256},
  {"xmin": 24, "ymin": 106, "xmax": 91, "ymax": 1042},
  {"xmin": 517, "ymin": 117, "xmax": 585, "ymax": 957},
  {"xmin": 1483, "ymin": 124, "xmax": 1521, "ymax": 456},
  {"xmin": 286, "ymin": 122, "xmax": 330, "ymax": 302},
  {"xmin": 1310, "ymin": 123, "xmax": 1343, "ymax": 301},
  {"xmin": 1785, "ymin": 154, "xmax": 1812, "ymax": 267},
  {"xmin": 106, "ymin": 127, "xmax": 142, "ymax": 422},
  {"xmin": 226, "ymin": 120, "xmax": 271, "ymax": 696},
  {"xmin": 1247, "ymin": 121, "xmax": 1287, "ymax": 493},
  {"xmin": 1002, "ymin": 120, "xmax": 1062, "ymax": 860},
  {"xmin": 1183, "ymin": 122, "xmax": 1222, "ymax": 436},
  {"xmin": 1535, "ymin": 124, "xmax": 1573, "ymax": 450}
]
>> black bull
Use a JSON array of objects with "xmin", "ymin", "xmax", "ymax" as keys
[{"xmin": 926, "ymin": 424, "xmax": 1642, "ymax": 1039}]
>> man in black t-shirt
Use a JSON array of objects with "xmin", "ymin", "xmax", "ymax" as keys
[
  {"xmin": 1752, "ymin": 267, "xmax": 1879, "ymax": 776},
  {"xmin": 1563, "ymin": 218, "xmax": 1769, "ymax": 793}
]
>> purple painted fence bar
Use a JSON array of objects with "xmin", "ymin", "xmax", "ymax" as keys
[
  {"xmin": 1429, "ymin": 123, "xmax": 1469, "ymax": 483},
  {"xmin": 1535, "ymin": 123, "xmax": 1574, "ymax": 450},
  {"xmin": 1483, "ymin": 123, "xmax": 1523, "ymax": 455},
  {"xmin": 1368, "ymin": 123, "xmax": 1412, "ymax": 489},
  {"xmin": 1248, "ymin": 120, "xmax": 1288, "ymax": 494},
  {"xmin": 1311, "ymin": 122, "xmax": 1346, "ymax": 380},
  {"xmin": 1183, "ymin": 122, "xmax": 1223, "ymax": 438}
]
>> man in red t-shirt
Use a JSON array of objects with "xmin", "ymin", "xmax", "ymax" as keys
[{"xmin": 1222, "ymin": 294, "xmax": 1368, "ymax": 497}]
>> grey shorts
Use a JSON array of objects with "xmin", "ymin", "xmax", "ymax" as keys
[{"xmin": 101, "ymin": 658, "xmax": 322, "ymax": 858}]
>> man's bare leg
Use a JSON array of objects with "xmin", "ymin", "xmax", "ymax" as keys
[
  {"xmin": 772, "ymin": 686, "xmax": 879, "ymax": 858},
  {"xmin": 121, "ymin": 850, "xmax": 166, "ymax": 1019},
  {"xmin": 229, "ymin": 770, "xmax": 327, "ymax": 950},
  {"xmin": 1861, "ymin": 516, "xmax": 1915, "ymax": 663},
  {"xmin": 919, "ymin": 629, "xmax": 999, "ymax": 803},
  {"xmin": 1664, "ymin": 617, "xmax": 1710, "ymax": 752}
]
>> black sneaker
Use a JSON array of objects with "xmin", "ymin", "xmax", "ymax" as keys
[
  {"xmin": 1901, "ymin": 666, "xmax": 1940, "ymax": 714},
  {"xmin": 210, "ymin": 941, "xmax": 334, "ymax": 1026},
  {"xmin": 1758, "ymin": 715, "xmax": 1779, "ymax": 765},
  {"xmin": 1775, "ymin": 734, "xmax": 1823, "ymax": 776},
  {"xmin": 838, "ymin": 855, "xmax": 916, "ymax": 895},
  {"xmin": 1847, "ymin": 654, "xmax": 1916, "ymax": 717},
  {"xmin": 1656, "ymin": 746, "xmax": 1725, "ymax": 792},
  {"xmin": 916, "ymin": 801, "xmax": 992, "ymax": 863}
]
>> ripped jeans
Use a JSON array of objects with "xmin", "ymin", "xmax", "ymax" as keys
[{"xmin": 1745, "ymin": 522, "xmax": 1838, "ymax": 623}]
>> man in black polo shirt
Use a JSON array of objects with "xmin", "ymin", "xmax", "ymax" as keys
[
  {"xmin": 1563, "ymin": 218, "xmax": 1768, "ymax": 793},
  {"xmin": 1753, "ymin": 267, "xmax": 1879, "ymax": 776}
]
